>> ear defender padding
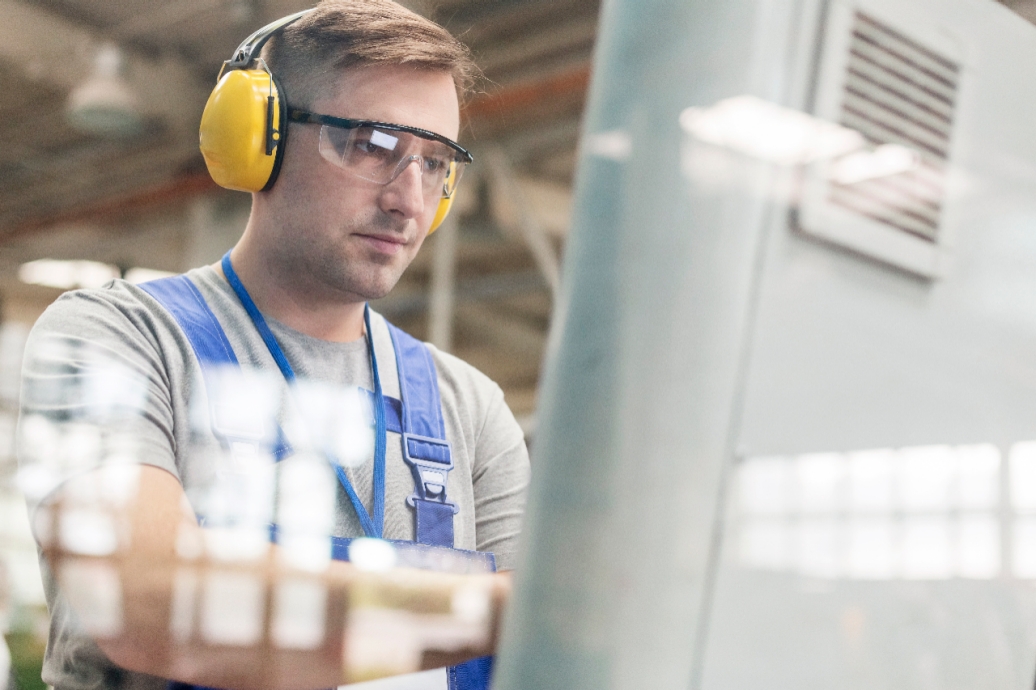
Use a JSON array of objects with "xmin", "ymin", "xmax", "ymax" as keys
[
  {"xmin": 428, "ymin": 161, "xmax": 460, "ymax": 234},
  {"xmin": 199, "ymin": 69, "xmax": 287, "ymax": 192},
  {"xmin": 429, "ymin": 192, "xmax": 455, "ymax": 234}
]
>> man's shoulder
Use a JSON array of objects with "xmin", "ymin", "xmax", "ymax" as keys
[
  {"xmin": 32, "ymin": 277, "xmax": 161, "ymax": 341},
  {"xmin": 418, "ymin": 336, "xmax": 515, "ymax": 441},
  {"xmin": 27, "ymin": 266, "xmax": 226, "ymax": 363},
  {"xmin": 370, "ymin": 313, "xmax": 505, "ymax": 411},
  {"xmin": 425, "ymin": 341, "xmax": 503, "ymax": 400},
  {"xmin": 34, "ymin": 266, "xmax": 221, "ymax": 323}
]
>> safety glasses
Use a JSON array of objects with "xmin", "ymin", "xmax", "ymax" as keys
[{"xmin": 288, "ymin": 107, "xmax": 472, "ymax": 202}]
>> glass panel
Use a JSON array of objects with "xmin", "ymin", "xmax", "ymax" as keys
[{"xmin": 494, "ymin": 0, "xmax": 1036, "ymax": 688}]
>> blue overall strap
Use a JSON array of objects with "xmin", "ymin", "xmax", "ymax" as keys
[
  {"xmin": 385, "ymin": 322, "xmax": 457, "ymax": 549},
  {"xmin": 140, "ymin": 275, "xmax": 239, "ymax": 368},
  {"xmin": 384, "ymin": 323, "xmax": 493, "ymax": 690},
  {"xmin": 362, "ymin": 389, "xmax": 403, "ymax": 434},
  {"xmin": 449, "ymin": 658, "xmax": 494, "ymax": 690},
  {"xmin": 140, "ymin": 275, "xmax": 293, "ymax": 461},
  {"xmin": 385, "ymin": 323, "xmax": 493, "ymax": 687}
]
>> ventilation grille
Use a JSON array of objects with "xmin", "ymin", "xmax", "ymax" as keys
[{"xmin": 830, "ymin": 11, "xmax": 960, "ymax": 243}]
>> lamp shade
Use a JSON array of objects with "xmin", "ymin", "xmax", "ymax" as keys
[{"xmin": 66, "ymin": 43, "xmax": 143, "ymax": 138}]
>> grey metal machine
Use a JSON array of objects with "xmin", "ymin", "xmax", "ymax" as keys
[{"xmin": 492, "ymin": 0, "xmax": 1036, "ymax": 687}]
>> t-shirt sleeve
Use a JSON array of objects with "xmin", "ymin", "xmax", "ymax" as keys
[
  {"xmin": 470, "ymin": 384, "xmax": 531, "ymax": 571},
  {"xmin": 17, "ymin": 284, "xmax": 179, "ymax": 513},
  {"xmin": 427, "ymin": 344, "xmax": 532, "ymax": 571}
]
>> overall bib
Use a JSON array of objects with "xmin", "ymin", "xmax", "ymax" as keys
[{"xmin": 140, "ymin": 254, "xmax": 494, "ymax": 690}]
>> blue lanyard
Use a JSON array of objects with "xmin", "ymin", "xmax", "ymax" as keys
[{"xmin": 220, "ymin": 252, "xmax": 388, "ymax": 539}]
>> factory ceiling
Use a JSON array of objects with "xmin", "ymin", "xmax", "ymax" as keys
[{"xmin": 0, "ymin": 0, "xmax": 598, "ymax": 237}]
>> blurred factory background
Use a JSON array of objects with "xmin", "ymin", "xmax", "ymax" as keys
[
  {"xmin": 0, "ymin": 0, "xmax": 596, "ymax": 686},
  {"xmin": 1002, "ymin": 0, "xmax": 1036, "ymax": 21},
  {"xmin": 3, "ymin": 0, "xmax": 1036, "ymax": 687}
]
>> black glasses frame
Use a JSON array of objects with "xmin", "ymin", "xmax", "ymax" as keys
[{"xmin": 288, "ymin": 107, "xmax": 473, "ymax": 164}]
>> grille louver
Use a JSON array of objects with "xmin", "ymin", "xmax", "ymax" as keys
[{"xmin": 829, "ymin": 11, "xmax": 960, "ymax": 243}]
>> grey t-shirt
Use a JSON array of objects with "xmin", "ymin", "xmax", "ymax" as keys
[{"xmin": 18, "ymin": 265, "xmax": 530, "ymax": 690}]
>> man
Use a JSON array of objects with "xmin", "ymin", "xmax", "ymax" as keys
[{"xmin": 17, "ymin": 2, "xmax": 530, "ymax": 689}]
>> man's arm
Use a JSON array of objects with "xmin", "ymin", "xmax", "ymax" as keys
[
  {"xmin": 20, "ymin": 288, "xmax": 514, "ymax": 689},
  {"xmin": 36, "ymin": 464, "xmax": 510, "ymax": 690}
]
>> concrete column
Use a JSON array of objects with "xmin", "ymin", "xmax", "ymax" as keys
[
  {"xmin": 427, "ymin": 213, "xmax": 459, "ymax": 352},
  {"xmin": 183, "ymin": 194, "xmax": 249, "ymax": 270}
]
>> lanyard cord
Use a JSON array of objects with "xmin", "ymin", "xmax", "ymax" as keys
[{"xmin": 220, "ymin": 252, "xmax": 387, "ymax": 539}]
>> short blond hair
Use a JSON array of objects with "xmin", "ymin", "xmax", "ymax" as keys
[{"xmin": 262, "ymin": 0, "xmax": 479, "ymax": 108}]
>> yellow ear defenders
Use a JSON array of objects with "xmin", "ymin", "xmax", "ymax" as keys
[
  {"xmin": 198, "ymin": 9, "xmax": 461, "ymax": 233},
  {"xmin": 199, "ymin": 10, "xmax": 311, "ymax": 193}
]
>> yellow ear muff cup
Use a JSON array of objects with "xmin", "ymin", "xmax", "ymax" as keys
[
  {"xmin": 199, "ymin": 69, "xmax": 286, "ymax": 192},
  {"xmin": 428, "ymin": 192, "xmax": 455, "ymax": 234}
]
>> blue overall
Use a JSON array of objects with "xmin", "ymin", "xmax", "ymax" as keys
[{"xmin": 140, "ymin": 255, "xmax": 494, "ymax": 690}]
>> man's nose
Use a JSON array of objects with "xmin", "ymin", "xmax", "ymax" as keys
[{"xmin": 381, "ymin": 157, "xmax": 427, "ymax": 220}]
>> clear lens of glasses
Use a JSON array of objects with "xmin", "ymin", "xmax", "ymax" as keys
[{"xmin": 318, "ymin": 124, "xmax": 466, "ymax": 200}]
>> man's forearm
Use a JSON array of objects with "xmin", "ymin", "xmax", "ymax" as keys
[
  {"xmin": 46, "ymin": 541, "xmax": 508, "ymax": 690},
  {"xmin": 36, "ymin": 466, "xmax": 509, "ymax": 690}
]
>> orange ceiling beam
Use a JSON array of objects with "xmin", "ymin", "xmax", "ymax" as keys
[
  {"xmin": 4, "ymin": 172, "xmax": 219, "ymax": 243},
  {"xmin": 462, "ymin": 64, "xmax": 591, "ymax": 122},
  {"xmin": 5, "ymin": 65, "xmax": 593, "ymax": 243}
]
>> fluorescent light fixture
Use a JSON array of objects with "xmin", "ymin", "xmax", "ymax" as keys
[
  {"xmin": 19, "ymin": 260, "xmax": 119, "ymax": 290},
  {"xmin": 19, "ymin": 260, "xmax": 175, "ymax": 290},
  {"xmin": 830, "ymin": 144, "xmax": 920, "ymax": 185},
  {"xmin": 679, "ymin": 95, "xmax": 865, "ymax": 166},
  {"xmin": 66, "ymin": 43, "xmax": 143, "ymax": 138}
]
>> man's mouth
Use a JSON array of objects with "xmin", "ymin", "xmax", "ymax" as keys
[{"xmin": 355, "ymin": 233, "xmax": 408, "ymax": 254}]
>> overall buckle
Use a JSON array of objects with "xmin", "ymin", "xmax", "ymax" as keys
[{"xmin": 402, "ymin": 432, "xmax": 459, "ymax": 513}]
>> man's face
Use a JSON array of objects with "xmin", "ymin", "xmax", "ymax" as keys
[{"xmin": 258, "ymin": 63, "xmax": 461, "ymax": 302}]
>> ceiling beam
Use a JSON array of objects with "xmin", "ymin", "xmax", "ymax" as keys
[
  {"xmin": 475, "ymin": 13, "xmax": 597, "ymax": 77},
  {"xmin": 463, "ymin": 64, "xmax": 591, "ymax": 122},
  {"xmin": 2, "ymin": 171, "xmax": 218, "ymax": 244}
]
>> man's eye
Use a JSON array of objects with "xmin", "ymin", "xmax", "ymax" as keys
[
  {"xmin": 424, "ymin": 157, "xmax": 450, "ymax": 174},
  {"xmin": 358, "ymin": 138, "xmax": 383, "ymax": 153},
  {"xmin": 354, "ymin": 140, "xmax": 392, "ymax": 158}
]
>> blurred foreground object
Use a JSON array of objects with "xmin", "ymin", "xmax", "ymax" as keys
[
  {"xmin": 494, "ymin": 0, "xmax": 1036, "ymax": 688},
  {"xmin": 17, "ymin": 353, "xmax": 511, "ymax": 687}
]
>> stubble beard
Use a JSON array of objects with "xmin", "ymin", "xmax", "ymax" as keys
[{"xmin": 279, "ymin": 209, "xmax": 412, "ymax": 303}]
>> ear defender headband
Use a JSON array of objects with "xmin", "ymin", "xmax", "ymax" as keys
[{"xmin": 198, "ymin": 9, "xmax": 461, "ymax": 233}]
